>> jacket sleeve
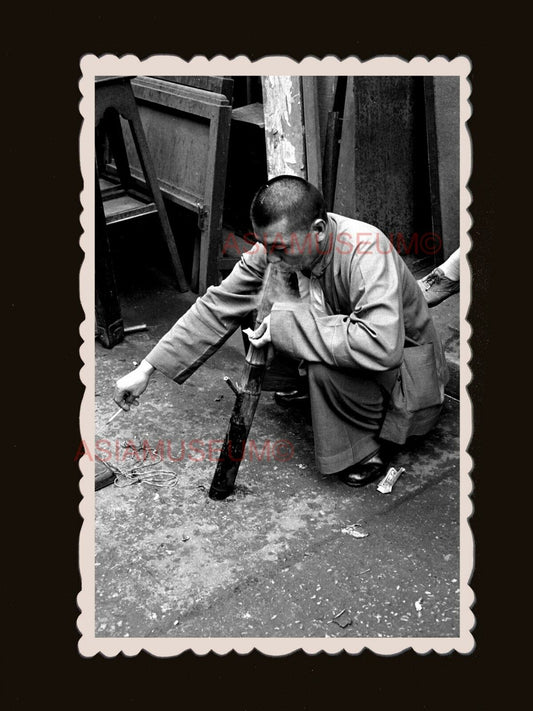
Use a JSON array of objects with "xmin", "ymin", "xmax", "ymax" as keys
[
  {"xmin": 145, "ymin": 245, "xmax": 267, "ymax": 382},
  {"xmin": 269, "ymin": 231, "xmax": 405, "ymax": 372}
]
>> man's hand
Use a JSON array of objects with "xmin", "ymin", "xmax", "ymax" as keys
[
  {"xmin": 248, "ymin": 315, "xmax": 271, "ymax": 349},
  {"xmin": 113, "ymin": 359, "xmax": 155, "ymax": 411}
]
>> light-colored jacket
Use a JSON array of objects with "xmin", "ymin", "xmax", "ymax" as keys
[{"xmin": 146, "ymin": 213, "xmax": 449, "ymax": 444}]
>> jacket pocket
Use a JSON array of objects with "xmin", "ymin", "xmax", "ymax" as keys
[
  {"xmin": 399, "ymin": 342, "xmax": 442, "ymax": 412},
  {"xmin": 380, "ymin": 341, "xmax": 446, "ymax": 445}
]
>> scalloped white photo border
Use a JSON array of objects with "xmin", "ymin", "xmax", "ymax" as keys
[{"xmin": 78, "ymin": 54, "xmax": 474, "ymax": 657}]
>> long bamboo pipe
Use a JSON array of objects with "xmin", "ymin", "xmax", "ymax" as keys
[{"xmin": 208, "ymin": 264, "xmax": 275, "ymax": 500}]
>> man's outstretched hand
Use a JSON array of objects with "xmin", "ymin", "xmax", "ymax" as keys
[{"xmin": 113, "ymin": 360, "xmax": 155, "ymax": 411}]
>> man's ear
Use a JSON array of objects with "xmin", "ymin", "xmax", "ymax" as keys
[{"xmin": 312, "ymin": 218, "xmax": 327, "ymax": 241}]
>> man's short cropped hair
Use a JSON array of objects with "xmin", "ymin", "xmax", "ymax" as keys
[{"xmin": 250, "ymin": 175, "xmax": 327, "ymax": 232}]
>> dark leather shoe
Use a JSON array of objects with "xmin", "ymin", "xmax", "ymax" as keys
[
  {"xmin": 341, "ymin": 462, "xmax": 385, "ymax": 487},
  {"xmin": 274, "ymin": 389, "xmax": 310, "ymax": 409},
  {"xmin": 339, "ymin": 451, "xmax": 387, "ymax": 488}
]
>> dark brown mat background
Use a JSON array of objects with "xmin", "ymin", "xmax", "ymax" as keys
[{"xmin": 5, "ymin": 9, "xmax": 507, "ymax": 709}]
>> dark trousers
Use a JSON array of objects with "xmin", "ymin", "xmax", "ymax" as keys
[{"xmin": 264, "ymin": 353, "xmax": 396, "ymax": 475}]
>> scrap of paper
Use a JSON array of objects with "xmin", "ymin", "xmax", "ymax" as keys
[{"xmin": 377, "ymin": 466, "xmax": 406, "ymax": 494}]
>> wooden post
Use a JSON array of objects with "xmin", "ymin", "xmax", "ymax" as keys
[
  {"xmin": 301, "ymin": 77, "xmax": 322, "ymax": 191},
  {"xmin": 95, "ymin": 170, "xmax": 124, "ymax": 348},
  {"xmin": 208, "ymin": 75, "xmax": 309, "ymax": 500},
  {"xmin": 261, "ymin": 76, "xmax": 306, "ymax": 179}
]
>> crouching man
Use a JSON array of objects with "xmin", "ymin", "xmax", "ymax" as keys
[{"xmin": 114, "ymin": 176, "xmax": 448, "ymax": 487}]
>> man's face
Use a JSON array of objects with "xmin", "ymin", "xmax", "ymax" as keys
[{"xmin": 252, "ymin": 217, "xmax": 327, "ymax": 271}]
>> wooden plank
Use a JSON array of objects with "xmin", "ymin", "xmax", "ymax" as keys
[
  {"xmin": 95, "ymin": 463, "xmax": 116, "ymax": 490},
  {"xmin": 302, "ymin": 77, "xmax": 322, "ymax": 191},
  {"xmin": 316, "ymin": 76, "xmax": 338, "ymax": 155},
  {"xmin": 103, "ymin": 104, "xmax": 133, "ymax": 190},
  {"xmin": 231, "ymin": 102, "xmax": 265, "ymax": 128},
  {"xmin": 322, "ymin": 110, "xmax": 341, "ymax": 212},
  {"xmin": 103, "ymin": 195, "xmax": 157, "ymax": 224},
  {"xmin": 151, "ymin": 75, "xmax": 233, "ymax": 102},
  {"xmin": 133, "ymin": 77, "xmax": 228, "ymax": 119},
  {"xmin": 322, "ymin": 76, "xmax": 347, "ymax": 209},
  {"xmin": 333, "ymin": 76, "xmax": 356, "ymax": 216},
  {"xmin": 100, "ymin": 184, "xmax": 123, "ymax": 200},
  {"xmin": 430, "ymin": 76, "xmax": 460, "ymax": 259},
  {"xmin": 261, "ymin": 76, "xmax": 306, "ymax": 178},
  {"xmin": 423, "ymin": 76, "xmax": 443, "ymax": 268}
]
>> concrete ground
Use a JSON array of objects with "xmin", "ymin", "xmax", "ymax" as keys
[{"xmin": 94, "ymin": 265, "xmax": 461, "ymax": 639}]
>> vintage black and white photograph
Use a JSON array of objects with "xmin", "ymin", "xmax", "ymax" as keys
[{"xmin": 78, "ymin": 55, "xmax": 473, "ymax": 656}]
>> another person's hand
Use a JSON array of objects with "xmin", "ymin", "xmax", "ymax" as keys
[
  {"xmin": 113, "ymin": 360, "xmax": 155, "ymax": 411},
  {"xmin": 248, "ymin": 315, "xmax": 271, "ymax": 349}
]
